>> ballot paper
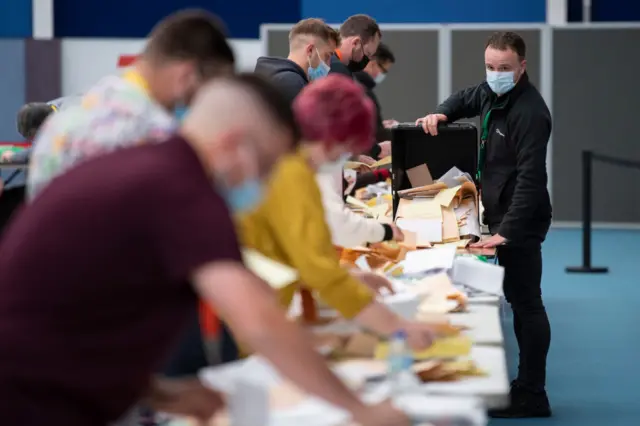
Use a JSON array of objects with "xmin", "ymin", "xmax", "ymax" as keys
[
  {"xmin": 396, "ymin": 218, "xmax": 442, "ymax": 245},
  {"xmin": 345, "ymin": 195, "xmax": 370, "ymax": 210},
  {"xmin": 452, "ymin": 256, "xmax": 504, "ymax": 296},
  {"xmin": 227, "ymin": 379, "xmax": 269, "ymax": 426},
  {"xmin": 434, "ymin": 185, "xmax": 461, "ymax": 207},
  {"xmin": 396, "ymin": 197, "xmax": 442, "ymax": 220},
  {"xmin": 242, "ymin": 249, "xmax": 298, "ymax": 289},
  {"xmin": 437, "ymin": 166, "xmax": 473, "ymax": 188},
  {"xmin": 344, "ymin": 156, "xmax": 391, "ymax": 170},
  {"xmin": 401, "ymin": 246, "xmax": 456, "ymax": 276}
]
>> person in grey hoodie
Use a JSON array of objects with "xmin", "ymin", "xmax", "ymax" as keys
[
  {"xmin": 0, "ymin": 101, "xmax": 63, "ymax": 233},
  {"xmin": 254, "ymin": 18, "xmax": 334, "ymax": 104}
]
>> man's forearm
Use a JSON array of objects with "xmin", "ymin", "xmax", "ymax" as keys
[{"xmin": 355, "ymin": 301, "xmax": 404, "ymax": 337}]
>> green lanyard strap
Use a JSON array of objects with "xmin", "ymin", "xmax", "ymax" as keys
[{"xmin": 477, "ymin": 110, "xmax": 492, "ymax": 182}]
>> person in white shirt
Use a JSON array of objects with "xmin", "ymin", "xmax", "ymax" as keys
[{"xmin": 316, "ymin": 165, "xmax": 403, "ymax": 248}]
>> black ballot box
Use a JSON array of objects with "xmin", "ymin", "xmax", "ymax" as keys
[{"xmin": 390, "ymin": 122, "xmax": 478, "ymax": 216}]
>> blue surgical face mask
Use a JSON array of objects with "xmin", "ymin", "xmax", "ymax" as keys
[
  {"xmin": 319, "ymin": 152, "xmax": 352, "ymax": 174},
  {"xmin": 486, "ymin": 70, "xmax": 515, "ymax": 95},
  {"xmin": 222, "ymin": 179, "xmax": 264, "ymax": 213},
  {"xmin": 374, "ymin": 72, "xmax": 387, "ymax": 85},
  {"xmin": 308, "ymin": 49, "xmax": 330, "ymax": 81},
  {"xmin": 174, "ymin": 105, "xmax": 189, "ymax": 121}
]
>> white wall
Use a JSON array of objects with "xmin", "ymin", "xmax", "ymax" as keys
[{"xmin": 61, "ymin": 38, "xmax": 262, "ymax": 95}]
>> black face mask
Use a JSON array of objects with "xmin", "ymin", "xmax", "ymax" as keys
[{"xmin": 348, "ymin": 55, "xmax": 369, "ymax": 73}]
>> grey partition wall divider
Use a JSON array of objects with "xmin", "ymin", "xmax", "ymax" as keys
[
  {"xmin": 552, "ymin": 25, "xmax": 640, "ymax": 224},
  {"xmin": 261, "ymin": 23, "xmax": 640, "ymax": 225},
  {"xmin": 260, "ymin": 24, "xmax": 440, "ymax": 124}
]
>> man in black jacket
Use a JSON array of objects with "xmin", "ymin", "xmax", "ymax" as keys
[
  {"xmin": 330, "ymin": 14, "xmax": 381, "ymax": 79},
  {"xmin": 417, "ymin": 31, "xmax": 552, "ymax": 419},
  {"xmin": 254, "ymin": 18, "xmax": 334, "ymax": 103},
  {"xmin": 354, "ymin": 43, "xmax": 396, "ymax": 160}
]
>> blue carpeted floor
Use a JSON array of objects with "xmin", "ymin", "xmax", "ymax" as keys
[{"xmin": 491, "ymin": 228, "xmax": 640, "ymax": 426}]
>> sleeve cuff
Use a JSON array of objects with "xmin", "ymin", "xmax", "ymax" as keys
[
  {"xmin": 373, "ymin": 169, "xmax": 390, "ymax": 181},
  {"xmin": 369, "ymin": 144, "xmax": 381, "ymax": 159},
  {"xmin": 381, "ymin": 224, "xmax": 393, "ymax": 241}
]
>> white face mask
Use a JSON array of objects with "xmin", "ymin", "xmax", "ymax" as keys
[
  {"xmin": 319, "ymin": 153, "xmax": 351, "ymax": 174},
  {"xmin": 374, "ymin": 73, "xmax": 386, "ymax": 84}
]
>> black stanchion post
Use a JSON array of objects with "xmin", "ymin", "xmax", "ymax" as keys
[{"xmin": 566, "ymin": 150, "xmax": 608, "ymax": 273}]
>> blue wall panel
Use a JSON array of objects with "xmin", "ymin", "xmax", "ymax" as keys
[
  {"xmin": 303, "ymin": 0, "xmax": 546, "ymax": 25},
  {"xmin": 54, "ymin": 0, "xmax": 300, "ymax": 39},
  {"xmin": 0, "ymin": 2, "xmax": 32, "ymax": 37},
  {"xmin": 0, "ymin": 40, "xmax": 26, "ymax": 141},
  {"xmin": 592, "ymin": 0, "xmax": 640, "ymax": 21}
]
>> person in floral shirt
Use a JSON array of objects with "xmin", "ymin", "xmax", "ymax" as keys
[{"xmin": 28, "ymin": 9, "xmax": 235, "ymax": 199}]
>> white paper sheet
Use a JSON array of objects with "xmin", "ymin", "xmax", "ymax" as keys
[
  {"xmin": 452, "ymin": 256, "xmax": 504, "ymax": 296},
  {"xmin": 401, "ymin": 246, "xmax": 456, "ymax": 275},
  {"xmin": 396, "ymin": 218, "xmax": 443, "ymax": 245}
]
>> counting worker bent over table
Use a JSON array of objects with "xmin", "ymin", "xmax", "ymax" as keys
[
  {"xmin": 0, "ymin": 74, "xmax": 412, "ymax": 426},
  {"xmin": 416, "ymin": 31, "xmax": 553, "ymax": 419},
  {"xmin": 231, "ymin": 75, "xmax": 437, "ymax": 359}
]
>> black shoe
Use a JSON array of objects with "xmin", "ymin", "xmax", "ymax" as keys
[{"xmin": 488, "ymin": 381, "xmax": 552, "ymax": 418}]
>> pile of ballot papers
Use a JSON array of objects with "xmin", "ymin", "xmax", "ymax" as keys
[
  {"xmin": 395, "ymin": 167, "xmax": 481, "ymax": 247},
  {"xmin": 198, "ymin": 356, "xmax": 489, "ymax": 426}
]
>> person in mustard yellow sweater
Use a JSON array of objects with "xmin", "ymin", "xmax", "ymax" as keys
[{"xmin": 237, "ymin": 74, "xmax": 437, "ymax": 354}]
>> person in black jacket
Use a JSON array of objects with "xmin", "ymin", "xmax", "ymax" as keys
[
  {"xmin": 254, "ymin": 18, "xmax": 334, "ymax": 104},
  {"xmin": 354, "ymin": 43, "xmax": 396, "ymax": 160},
  {"xmin": 417, "ymin": 31, "xmax": 552, "ymax": 419},
  {"xmin": 330, "ymin": 14, "xmax": 381, "ymax": 79}
]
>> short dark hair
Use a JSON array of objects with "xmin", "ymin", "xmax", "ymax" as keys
[
  {"xmin": 143, "ymin": 9, "xmax": 235, "ymax": 77},
  {"xmin": 236, "ymin": 73, "xmax": 300, "ymax": 145},
  {"xmin": 17, "ymin": 102, "xmax": 55, "ymax": 139},
  {"xmin": 289, "ymin": 18, "xmax": 332, "ymax": 44},
  {"xmin": 326, "ymin": 25, "xmax": 341, "ymax": 47},
  {"xmin": 373, "ymin": 43, "xmax": 395, "ymax": 64},
  {"xmin": 485, "ymin": 31, "xmax": 526, "ymax": 59},
  {"xmin": 339, "ymin": 14, "xmax": 381, "ymax": 43}
]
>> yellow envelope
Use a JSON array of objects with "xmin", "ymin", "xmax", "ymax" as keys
[{"xmin": 374, "ymin": 335, "xmax": 473, "ymax": 360}]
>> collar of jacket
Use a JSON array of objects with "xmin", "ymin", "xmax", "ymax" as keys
[{"xmin": 354, "ymin": 71, "xmax": 376, "ymax": 89}]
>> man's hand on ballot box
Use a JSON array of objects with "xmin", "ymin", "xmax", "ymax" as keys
[
  {"xmin": 470, "ymin": 233, "xmax": 507, "ymax": 248},
  {"xmin": 415, "ymin": 113, "xmax": 448, "ymax": 136}
]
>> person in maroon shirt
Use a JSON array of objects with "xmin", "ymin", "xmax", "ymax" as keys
[{"xmin": 0, "ymin": 74, "xmax": 411, "ymax": 426}]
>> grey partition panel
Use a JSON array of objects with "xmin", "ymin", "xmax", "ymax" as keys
[
  {"xmin": 450, "ymin": 29, "xmax": 541, "ymax": 130},
  {"xmin": 265, "ymin": 29, "xmax": 439, "ymax": 123},
  {"xmin": 266, "ymin": 29, "xmax": 291, "ymax": 59},
  {"xmin": 552, "ymin": 29, "xmax": 640, "ymax": 223},
  {"xmin": 373, "ymin": 31, "xmax": 438, "ymax": 123}
]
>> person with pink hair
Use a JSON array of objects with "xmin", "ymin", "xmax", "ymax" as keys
[{"xmin": 238, "ymin": 76, "xmax": 438, "ymax": 394}]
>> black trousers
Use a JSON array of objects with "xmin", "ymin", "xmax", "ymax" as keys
[
  {"xmin": 163, "ymin": 307, "xmax": 239, "ymax": 378},
  {"xmin": 163, "ymin": 305, "xmax": 209, "ymax": 378},
  {"xmin": 0, "ymin": 186, "xmax": 26, "ymax": 236},
  {"xmin": 498, "ymin": 243, "xmax": 551, "ymax": 391}
]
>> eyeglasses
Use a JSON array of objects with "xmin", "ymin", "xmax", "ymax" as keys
[{"xmin": 377, "ymin": 61, "xmax": 388, "ymax": 73}]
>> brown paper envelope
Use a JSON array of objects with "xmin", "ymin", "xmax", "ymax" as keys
[
  {"xmin": 400, "ymin": 230, "xmax": 417, "ymax": 250},
  {"xmin": 406, "ymin": 163, "xmax": 433, "ymax": 187},
  {"xmin": 441, "ymin": 206, "xmax": 460, "ymax": 242}
]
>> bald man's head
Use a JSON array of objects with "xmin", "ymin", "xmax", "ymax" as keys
[{"xmin": 181, "ymin": 73, "xmax": 298, "ymax": 203}]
